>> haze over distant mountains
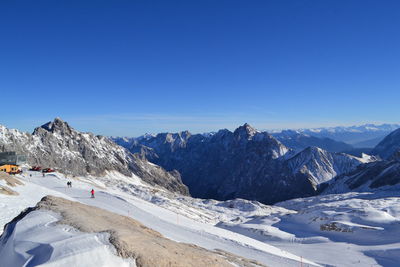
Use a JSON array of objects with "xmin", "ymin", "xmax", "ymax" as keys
[{"xmin": 294, "ymin": 124, "xmax": 400, "ymax": 148}]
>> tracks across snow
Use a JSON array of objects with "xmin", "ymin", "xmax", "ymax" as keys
[{"xmin": 11, "ymin": 173, "xmax": 320, "ymax": 267}]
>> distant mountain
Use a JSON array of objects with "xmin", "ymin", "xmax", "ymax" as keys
[
  {"xmin": 0, "ymin": 118, "xmax": 188, "ymax": 195},
  {"xmin": 321, "ymin": 127, "xmax": 400, "ymax": 194},
  {"xmin": 114, "ymin": 124, "xmax": 370, "ymax": 204},
  {"xmin": 371, "ymin": 128, "xmax": 400, "ymax": 159},
  {"xmin": 339, "ymin": 147, "xmax": 373, "ymax": 157},
  {"xmin": 321, "ymin": 157, "xmax": 400, "ymax": 194},
  {"xmin": 285, "ymin": 146, "xmax": 374, "ymax": 186},
  {"xmin": 272, "ymin": 130, "xmax": 353, "ymax": 153},
  {"xmin": 298, "ymin": 124, "xmax": 400, "ymax": 146}
]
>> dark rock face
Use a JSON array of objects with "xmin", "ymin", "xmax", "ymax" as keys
[
  {"xmin": 0, "ymin": 118, "xmax": 188, "ymax": 195},
  {"xmin": 371, "ymin": 128, "xmax": 400, "ymax": 159},
  {"xmin": 272, "ymin": 130, "xmax": 354, "ymax": 153},
  {"xmin": 114, "ymin": 124, "xmax": 366, "ymax": 204}
]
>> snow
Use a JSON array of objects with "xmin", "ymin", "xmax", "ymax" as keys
[
  {"xmin": 0, "ymin": 171, "xmax": 320, "ymax": 267},
  {"xmin": 2, "ymin": 169, "xmax": 400, "ymax": 266},
  {"xmin": 0, "ymin": 210, "xmax": 134, "ymax": 267}
]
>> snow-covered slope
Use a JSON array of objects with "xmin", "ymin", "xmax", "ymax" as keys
[
  {"xmin": 0, "ymin": 171, "xmax": 320, "ymax": 267},
  {"xmin": 0, "ymin": 118, "xmax": 188, "ymax": 195},
  {"xmin": 322, "ymin": 158, "xmax": 400, "ymax": 194},
  {"xmin": 0, "ymin": 209, "xmax": 134, "ymax": 267},
  {"xmin": 286, "ymin": 146, "xmax": 375, "ymax": 186},
  {"xmin": 3, "ymin": 169, "xmax": 400, "ymax": 266}
]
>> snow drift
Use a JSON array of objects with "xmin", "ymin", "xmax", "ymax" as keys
[{"xmin": 0, "ymin": 195, "xmax": 266, "ymax": 267}]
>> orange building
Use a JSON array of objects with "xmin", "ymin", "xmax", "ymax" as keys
[{"xmin": 0, "ymin": 164, "xmax": 20, "ymax": 174}]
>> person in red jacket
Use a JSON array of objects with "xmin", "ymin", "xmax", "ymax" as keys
[{"xmin": 90, "ymin": 189, "xmax": 95, "ymax": 198}]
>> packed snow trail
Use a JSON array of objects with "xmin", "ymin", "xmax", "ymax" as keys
[{"xmin": 17, "ymin": 173, "xmax": 320, "ymax": 267}]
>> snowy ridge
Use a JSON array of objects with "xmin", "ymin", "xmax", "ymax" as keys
[
  {"xmin": 0, "ymin": 118, "xmax": 188, "ymax": 195},
  {"xmin": 3, "ymin": 168, "xmax": 400, "ymax": 266},
  {"xmin": 286, "ymin": 146, "xmax": 376, "ymax": 186},
  {"xmin": 115, "ymin": 123, "xmax": 300, "ymax": 204},
  {"xmin": 322, "ymin": 159, "xmax": 400, "ymax": 194},
  {"xmin": 115, "ymin": 123, "xmax": 369, "ymax": 204},
  {"xmin": 0, "ymin": 171, "xmax": 321, "ymax": 267}
]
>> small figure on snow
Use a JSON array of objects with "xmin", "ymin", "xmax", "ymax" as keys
[
  {"xmin": 90, "ymin": 189, "xmax": 95, "ymax": 198},
  {"xmin": 67, "ymin": 181, "xmax": 72, "ymax": 188}
]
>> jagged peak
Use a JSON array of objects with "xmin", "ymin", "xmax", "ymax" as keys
[
  {"xmin": 35, "ymin": 117, "xmax": 74, "ymax": 134},
  {"xmin": 301, "ymin": 146, "xmax": 326, "ymax": 155},
  {"xmin": 234, "ymin": 123, "xmax": 258, "ymax": 138}
]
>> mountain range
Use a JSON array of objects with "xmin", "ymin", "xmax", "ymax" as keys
[
  {"xmin": 272, "ymin": 130, "xmax": 353, "ymax": 153},
  {"xmin": 0, "ymin": 118, "xmax": 188, "ymax": 195},
  {"xmin": 113, "ymin": 124, "xmax": 373, "ymax": 204},
  {"xmin": 2, "ymin": 119, "xmax": 400, "ymax": 204},
  {"xmin": 296, "ymin": 123, "xmax": 400, "ymax": 147}
]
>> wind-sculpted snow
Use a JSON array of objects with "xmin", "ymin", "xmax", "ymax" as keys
[
  {"xmin": 0, "ymin": 195, "xmax": 266, "ymax": 267},
  {"xmin": 115, "ymin": 124, "xmax": 369, "ymax": 204},
  {"xmin": 0, "ymin": 171, "xmax": 320, "ymax": 267},
  {"xmin": 0, "ymin": 118, "xmax": 188, "ymax": 195}
]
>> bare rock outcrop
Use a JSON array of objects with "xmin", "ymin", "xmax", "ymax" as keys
[
  {"xmin": 3, "ymin": 196, "xmax": 265, "ymax": 267},
  {"xmin": 0, "ymin": 118, "xmax": 188, "ymax": 195}
]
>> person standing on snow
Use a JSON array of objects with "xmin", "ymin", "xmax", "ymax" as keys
[{"xmin": 91, "ymin": 189, "xmax": 95, "ymax": 198}]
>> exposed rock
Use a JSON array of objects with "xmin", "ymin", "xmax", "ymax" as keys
[
  {"xmin": 114, "ymin": 124, "xmax": 367, "ymax": 204},
  {"xmin": 0, "ymin": 185, "xmax": 18, "ymax": 195},
  {"xmin": 1, "ymin": 195, "xmax": 266, "ymax": 267},
  {"xmin": 0, "ymin": 118, "xmax": 188, "ymax": 195},
  {"xmin": 0, "ymin": 172, "xmax": 24, "ymax": 187}
]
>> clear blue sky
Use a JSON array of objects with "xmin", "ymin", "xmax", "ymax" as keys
[{"xmin": 1, "ymin": 0, "xmax": 399, "ymax": 136}]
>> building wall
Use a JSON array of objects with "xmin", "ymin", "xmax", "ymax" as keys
[{"xmin": 0, "ymin": 164, "xmax": 19, "ymax": 173}]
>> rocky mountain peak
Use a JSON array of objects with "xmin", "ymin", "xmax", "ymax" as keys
[
  {"xmin": 35, "ymin": 117, "xmax": 74, "ymax": 135},
  {"xmin": 233, "ymin": 123, "xmax": 258, "ymax": 140},
  {"xmin": 0, "ymin": 120, "xmax": 189, "ymax": 195},
  {"xmin": 304, "ymin": 146, "xmax": 324, "ymax": 155}
]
